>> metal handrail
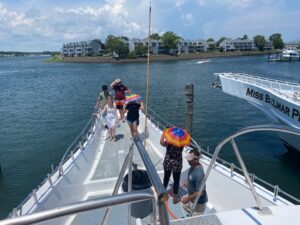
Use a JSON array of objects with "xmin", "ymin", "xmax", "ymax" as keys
[
  {"xmin": 60, "ymin": 114, "xmax": 97, "ymax": 165},
  {"xmin": 189, "ymin": 124, "xmax": 300, "ymax": 216},
  {"xmin": 216, "ymin": 72, "xmax": 300, "ymax": 87},
  {"xmin": 134, "ymin": 139, "xmax": 168, "ymax": 202},
  {"xmin": 0, "ymin": 190, "xmax": 154, "ymax": 225},
  {"xmin": 101, "ymin": 143, "xmax": 134, "ymax": 225},
  {"xmin": 9, "ymin": 107, "xmax": 101, "ymax": 218}
]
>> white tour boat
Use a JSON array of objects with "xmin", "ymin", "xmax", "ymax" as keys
[
  {"xmin": 0, "ymin": 101, "xmax": 300, "ymax": 225},
  {"xmin": 281, "ymin": 49, "xmax": 300, "ymax": 61},
  {"xmin": 215, "ymin": 72, "xmax": 300, "ymax": 152}
]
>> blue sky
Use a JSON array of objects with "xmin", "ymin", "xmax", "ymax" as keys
[{"xmin": 0, "ymin": 0, "xmax": 300, "ymax": 51}]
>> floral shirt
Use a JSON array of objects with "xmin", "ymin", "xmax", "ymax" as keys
[{"xmin": 163, "ymin": 144, "xmax": 183, "ymax": 173}]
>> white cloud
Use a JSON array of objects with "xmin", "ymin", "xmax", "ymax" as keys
[
  {"xmin": 196, "ymin": 0, "xmax": 279, "ymax": 11},
  {"xmin": 202, "ymin": 6, "xmax": 300, "ymax": 40},
  {"xmin": 0, "ymin": 1, "xmax": 149, "ymax": 51},
  {"xmin": 175, "ymin": 0, "xmax": 186, "ymax": 8},
  {"xmin": 0, "ymin": 0, "xmax": 299, "ymax": 51},
  {"xmin": 181, "ymin": 13, "xmax": 195, "ymax": 26}
]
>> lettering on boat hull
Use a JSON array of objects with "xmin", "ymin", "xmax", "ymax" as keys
[{"xmin": 245, "ymin": 88, "xmax": 300, "ymax": 122}]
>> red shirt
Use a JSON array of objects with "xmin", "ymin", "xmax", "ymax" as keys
[{"xmin": 113, "ymin": 83, "xmax": 128, "ymax": 100}]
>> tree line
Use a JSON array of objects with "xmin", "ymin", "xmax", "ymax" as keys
[{"xmin": 103, "ymin": 32, "xmax": 285, "ymax": 59}]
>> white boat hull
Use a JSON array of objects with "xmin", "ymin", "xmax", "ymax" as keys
[{"xmin": 218, "ymin": 74, "xmax": 300, "ymax": 152}]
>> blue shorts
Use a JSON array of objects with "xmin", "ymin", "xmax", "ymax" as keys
[{"xmin": 127, "ymin": 118, "xmax": 139, "ymax": 126}]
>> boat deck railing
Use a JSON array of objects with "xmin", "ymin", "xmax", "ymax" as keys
[
  {"xmin": 4, "ymin": 103, "xmax": 300, "ymax": 224},
  {"xmin": 190, "ymin": 125, "xmax": 300, "ymax": 216},
  {"xmin": 215, "ymin": 72, "xmax": 300, "ymax": 103},
  {"xmin": 145, "ymin": 107, "xmax": 300, "ymax": 205},
  {"xmin": 2, "ymin": 124, "xmax": 170, "ymax": 225}
]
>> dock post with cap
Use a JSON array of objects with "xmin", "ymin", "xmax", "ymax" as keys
[{"xmin": 185, "ymin": 84, "xmax": 194, "ymax": 136}]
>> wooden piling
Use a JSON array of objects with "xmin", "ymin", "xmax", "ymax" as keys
[{"xmin": 185, "ymin": 84, "xmax": 194, "ymax": 136}]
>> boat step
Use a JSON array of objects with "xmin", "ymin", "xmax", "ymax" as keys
[{"xmin": 170, "ymin": 214, "xmax": 222, "ymax": 225}]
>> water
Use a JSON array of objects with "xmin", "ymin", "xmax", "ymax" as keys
[{"xmin": 1, "ymin": 56, "xmax": 300, "ymax": 218}]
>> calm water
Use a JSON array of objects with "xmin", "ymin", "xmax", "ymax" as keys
[{"xmin": 1, "ymin": 56, "xmax": 300, "ymax": 218}]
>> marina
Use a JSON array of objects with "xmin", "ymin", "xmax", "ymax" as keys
[
  {"xmin": 1, "ymin": 55, "xmax": 300, "ymax": 223},
  {"xmin": 0, "ymin": 55, "xmax": 300, "ymax": 224},
  {"xmin": 268, "ymin": 50, "xmax": 300, "ymax": 62}
]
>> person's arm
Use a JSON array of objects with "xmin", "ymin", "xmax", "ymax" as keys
[
  {"xmin": 124, "ymin": 85, "xmax": 131, "ymax": 93},
  {"xmin": 110, "ymin": 80, "xmax": 118, "ymax": 88},
  {"xmin": 139, "ymin": 102, "xmax": 144, "ymax": 111},
  {"xmin": 160, "ymin": 134, "xmax": 168, "ymax": 147},
  {"xmin": 114, "ymin": 104, "xmax": 118, "ymax": 119},
  {"xmin": 101, "ymin": 105, "xmax": 107, "ymax": 115},
  {"xmin": 181, "ymin": 192, "xmax": 199, "ymax": 204}
]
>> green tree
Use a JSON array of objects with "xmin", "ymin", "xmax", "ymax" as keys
[
  {"xmin": 135, "ymin": 43, "xmax": 147, "ymax": 57},
  {"xmin": 253, "ymin": 35, "xmax": 266, "ymax": 51},
  {"xmin": 269, "ymin": 33, "xmax": 284, "ymax": 49},
  {"xmin": 127, "ymin": 51, "xmax": 137, "ymax": 59},
  {"xmin": 208, "ymin": 43, "xmax": 217, "ymax": 51},
  {"xmin": 150, "ymin": 33, "xmax": 161, "ymax": 40},
  {"xmin": 105, "ymin": 35, "xmax": 129, "ymax": 58},
  {"xmin": 207, "ymin": 38, "xmax": 214, "ymax": 42},
  {"xmin": 161, "ymin": 31, "xmax": 180, "ymax": 54},
  {"xmin": 216, "ymin": 37, "xmax": 227, "ymax": 47},
  {"xmin": 241, "ymin": 34, "xmax": 248, "ymax": 40}
]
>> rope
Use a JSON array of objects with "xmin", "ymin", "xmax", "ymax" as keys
[
  {"xmin": 165, "ymin": 201, "xmax": 178, "ymax": 220},
  {"xmin": 144, "ymin": 1, "xmax": 151, "ymax": 147}
]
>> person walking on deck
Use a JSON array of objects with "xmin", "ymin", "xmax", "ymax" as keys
[
  {"xmin": 96, "ymin": 85, "xmax": 112, "ymax": 113},
  {"xmin": 125, "ymin": 99, "xmax": 144, "ymax": 139},
  {"xmin": 101, "ymin": 96, "xmax": 118, "ymax": 141},
  {"xmin": 110, "ymin": 79, "xmax": 129, "ymax": 122},
  {"xmin": 181, "ymin": 149, "xmax": 208, "ymax": 215}
]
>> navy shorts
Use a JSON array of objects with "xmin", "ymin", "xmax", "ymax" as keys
[{"xmin": 127, "ymin": 118, "xmax": 139, "ymax": 126}]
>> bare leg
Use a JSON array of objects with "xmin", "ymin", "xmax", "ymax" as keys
[
  {"xmin": 132, "ymin": 123, "xmax": 139, "ymax": 138},
  {"xmin": 128, "ymin": 124, "xmax": 134, "ymax": 138},
  {"xmin": 109, "ymin": 128, "xmax": 113, "ymax": 140},
  {"xmin": 112, "ymin": 127, "xmax": 116, "ymax": 141},
  {"xmin": 118, "ymin": 109, "xmax": 124, "ymax": 121}
]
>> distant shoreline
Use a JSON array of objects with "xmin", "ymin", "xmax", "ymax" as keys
[{"xmin": 61, "ymin": 51, "xmax": 272, "ymax": 64}]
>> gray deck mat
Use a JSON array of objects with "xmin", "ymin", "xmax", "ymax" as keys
[
  {"xmin": 91, "ymin": 121, "xmax": 163, "ymax": 180},
  {"xmin": 170, "ymin": 214, "xmax": 222, "ymax": 225}
]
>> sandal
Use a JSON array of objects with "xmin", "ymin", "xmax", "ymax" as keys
[{"xmin": 173, "ymin": 195, "xmax": 181, "ymax": 204}]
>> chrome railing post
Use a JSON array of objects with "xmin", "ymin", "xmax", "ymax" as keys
[
  {"xmin": 230, "ymin": 163, "xmax": 234, "ymax": 177},
  {"xmin": 230, "ymin": 138, "xmax": 263, "ymax": 211},
  {"xmin": 47, "ymin": 174, "xmax": 52, "ymax": 187},
  {"xmin": 151, "ymin": 198, "xmax": 157, "ymax": 225},
  {"xmin": 32, "ymin": 189, "xmax": 38, "ymax": 204},
  {"xmin": 127, "ymin": 147, "xmax": 133, "ymax": 225},
  {"xmin": 274, "ymin": 185, "xmax": 279, "ymax": 201},
  {"xmin": 101, "ymin": 143, "xmax": 134, "ymax": 225}
]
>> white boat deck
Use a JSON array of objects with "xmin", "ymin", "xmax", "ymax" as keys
[
  {"xmin": 57, "ymin": 114, "xmax": 293, "ymax": 225},
  {"xmin": 3, "ymin": 112, "xmax": 299, "ymax": 225}
]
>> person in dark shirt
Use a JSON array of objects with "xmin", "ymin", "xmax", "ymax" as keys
[
  {"xmin": 110, "ymin": 79, "xmax": 130, "ymax": 122},
  {"xmin": 160, "ymin": 132, "xmax": 183, "ymax": 204},
  {"xmin": 125, "ymin": 100, "xmax": 144, "ymax": 139}
]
